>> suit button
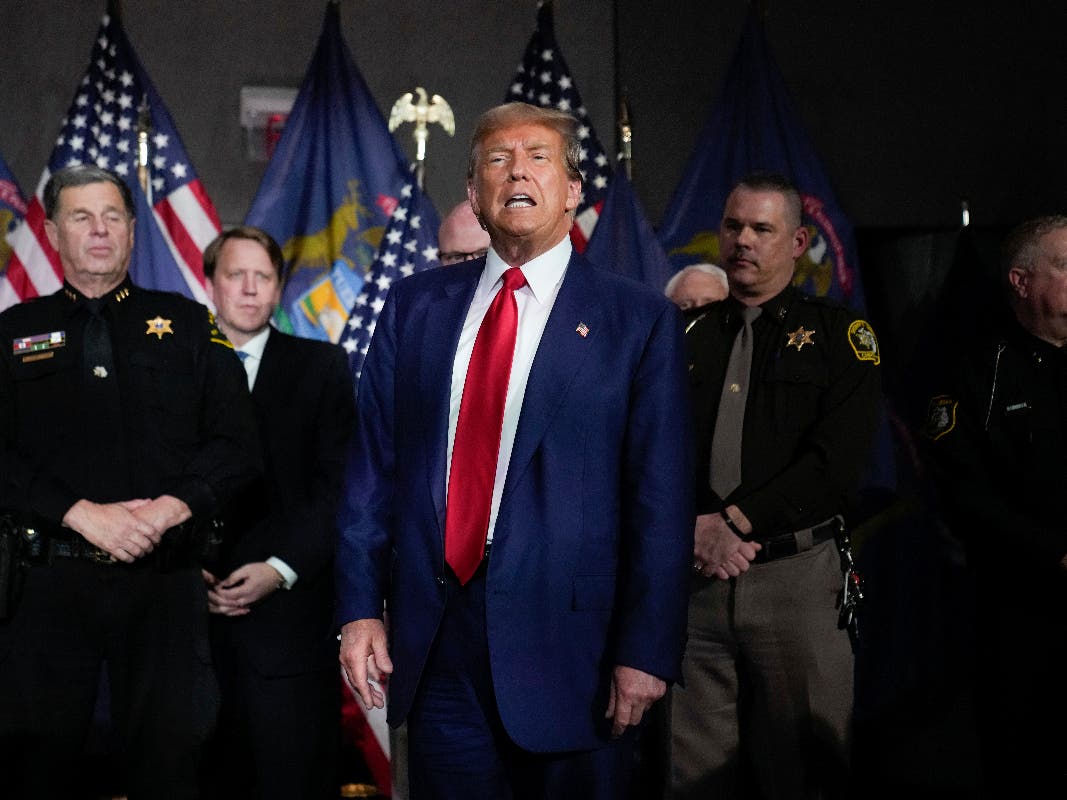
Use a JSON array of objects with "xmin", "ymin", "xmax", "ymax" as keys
[{"xmin": 435, "ymin": 576, "xmax": 445, "ymax": 586}]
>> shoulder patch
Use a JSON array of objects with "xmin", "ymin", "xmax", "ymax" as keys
[
  {"xmin": 924, "ymin": 394, "xmax": 958, "ymax": 440},
  {"xmin": 847, "ymin": 320, "xmax": 880, "ymax": 365},
  {"xmin": 206, "ymin": 309, "xmax": 234, "ymax": 350}
]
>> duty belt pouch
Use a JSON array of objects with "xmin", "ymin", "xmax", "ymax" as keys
[{"xmin": 0, "ymin": 517, "xmax": 27, "ymax": 620}]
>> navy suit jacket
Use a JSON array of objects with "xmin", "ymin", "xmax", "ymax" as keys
[
  {"xmin": 215, "ymin": 328, "xmax": 355, "ymax": 676},
  {"xmin": 336, "ymin": 251, "xmax": 693, "ymax": 752}
]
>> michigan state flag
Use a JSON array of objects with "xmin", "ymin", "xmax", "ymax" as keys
[
  {"xmin": 0, "ymin": 152, "xmax": 26, "ymax": 308},
  {"xmin": 660, "ymin": 9, "xmax": 894, "ymax": 489},
  {"xmin": 245, "ymin": 2, "xmax": 411, "ymax": 342},
  {"xmin": 658, "ymin": 8, "xmax": 864, "ymax": 309}
]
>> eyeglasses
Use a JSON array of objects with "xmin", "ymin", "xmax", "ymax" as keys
[{"xmin": 438, "ymin": 248, "xmax": 489, "ymax": 266}]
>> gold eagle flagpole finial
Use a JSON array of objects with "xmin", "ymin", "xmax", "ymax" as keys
[{"xmin": 388, "ymin": 87, "xmax": 455, "ymax": 190}]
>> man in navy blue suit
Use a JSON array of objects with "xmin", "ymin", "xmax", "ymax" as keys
[{"xmin": 337, "ymin": 102, "xmax": 693, "ymax": 799}]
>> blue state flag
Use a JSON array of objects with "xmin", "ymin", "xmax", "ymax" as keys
[
  {"xmin": 584, "ymin": 168, "xmax": 672, "ymax": 292},
  {"xmin": 0, "ymin": 152, "xmax": 27, "ymax": 308},
  {"xmin": 658, "ymin": 9, "xmax": 864, "ymax": 309},
  {"xmin": 129, "ymin": 164, "xmax": 192, "ymax": 296},
  {"xmin": 245, "ymin": 2, "xmax": 411, "ymax": 343}
]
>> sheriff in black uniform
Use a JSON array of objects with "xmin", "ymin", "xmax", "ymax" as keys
[
  {"xmin": 924, "ymin": 216, "xmax": 1067, "ymax": 796},
  {"xmin": 669, "ymin": 172, "xmax": 881, "ymax": 800},
  {"xmin": 0, "ymin": 165, "xmax": 259, "ymax": 798}
]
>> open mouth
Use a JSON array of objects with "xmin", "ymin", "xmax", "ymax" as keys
[{"xmin": 505, "ymin": 194, "xmax": 535, "ymax": 208}]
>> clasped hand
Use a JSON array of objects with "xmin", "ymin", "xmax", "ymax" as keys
[{"xmin": 691, "ymin": 509, "xmax": 761, "ymax": 580}]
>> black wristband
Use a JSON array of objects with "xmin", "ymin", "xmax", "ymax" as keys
[{"xmin": 720, "ymin": 509, "xmax": 745, "ymax": 538}]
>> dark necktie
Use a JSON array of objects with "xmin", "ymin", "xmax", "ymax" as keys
[
  {"xmin": 710, "ymin": 305, "xmax": 762, "ymax": 499},
  {"xmin": 83, "ymin": 297, "xmax": 114, "ymax": 379},
  {"xmin": 445, "ymin": 267, "xmax": 527, "ymax": 585},
  {"xmin": 80, "ymin": 295, "xmax": 123, "ymax": 499}
]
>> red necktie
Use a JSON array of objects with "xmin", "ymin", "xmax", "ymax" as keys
[{"xmin": 445, "ymin": 267, "xmax": 527, "ymax": 584}]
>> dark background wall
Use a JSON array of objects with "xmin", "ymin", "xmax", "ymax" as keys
[
  {"xmin": 4, "ymin": 4, "xmax": 1048, "ymax": 791},
  {"xmin": 3, "ymin": 0, "xmax": 1064, "ymax": 396},
  {"xmin": 3, "ymin": 1, "xmax": 1065, "ymax": 231}
]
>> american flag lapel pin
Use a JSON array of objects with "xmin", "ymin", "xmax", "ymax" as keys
[{"xmin": 575, "ymin": 322, "xmax": 590, "ymax": 338}]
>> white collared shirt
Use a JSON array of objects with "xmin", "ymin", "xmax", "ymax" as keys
[
  {"xmin": 446, "ymin": 236, "xmax": 572, "ymax": 543},
  {"xmin": 235, "ymin": 326, "xmax": 270, "ymax": 392}
]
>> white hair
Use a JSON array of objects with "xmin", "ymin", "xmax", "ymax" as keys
[{"xmin": 663, "ymin": 263, "xmax": 728, "ymax": 298}]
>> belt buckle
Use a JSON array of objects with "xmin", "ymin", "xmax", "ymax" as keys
[{"xmin": 88, "ymin": 546, "xmax": 115, "ymax": 564}]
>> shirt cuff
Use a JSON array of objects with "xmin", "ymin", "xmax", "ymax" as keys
[{"xmin": 266, "ymin": 556, "xmax": 298, "ymax": 590}]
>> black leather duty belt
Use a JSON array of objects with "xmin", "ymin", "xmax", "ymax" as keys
[
  {"xmin": 46, "ymin": 536, "xmax": 117, "ymax": 564},
  {"xmin": 752, "ymin": 518, "xmax": 841, "ymax": 564},
  {"xmin": 18, "ymin": 519, "xmax": 212, "ymax": 570},
  {"xmin": 19, "ymin": 525, "xmax": 118, "ymax": 565}
]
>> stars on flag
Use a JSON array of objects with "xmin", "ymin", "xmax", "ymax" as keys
[
  {"xmin": 1, "ymin": 9, "xmax": 221, "ymax": 309},
  {"xmin": 340, "ymin": 178, "xmax": 440, "ymax": 381},
  {"xmin": 49, "ymin": 16, "xmax": 192, "ymax": 203},
  {"xmin": 505, "ymin": 1, "xmax": 611, "ymax": 250}
]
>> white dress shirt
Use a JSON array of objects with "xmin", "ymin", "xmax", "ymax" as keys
[
  {"xmin": 234, "ymin": 326, "xmax": 270, "ymax": 392},
  {"xmin": 446, "ymin": 236, "xmax": 572, "ymax": 544}
]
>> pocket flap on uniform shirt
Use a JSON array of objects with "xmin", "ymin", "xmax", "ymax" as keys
[
  {"xmin": 129, "ymin": 348, "xmax": 194, "ymax": 374},
  {"xmin": 769, "ymin": 356, "xmax": 828, "ymax": 387}
]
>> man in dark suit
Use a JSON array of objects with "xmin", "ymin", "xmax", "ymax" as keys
[
  {"xmin": 200, "ymin": 226, "xmax": 355, "ymax": 799},
  {"xmin": 337, "ymin": 102, "xmax": 693, "ymax": 799}
]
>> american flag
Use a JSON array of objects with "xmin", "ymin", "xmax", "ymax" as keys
[
  {"xmin": 505, "ymin": 0, "xmax": 612, "ymax": 252},
  {"xmin": 340, "ymin": 172, "xmax": 440, "ymax": 383},
  {"xmin": 0, "ymin": 10, "xmax": 220, "ymax": 310}
]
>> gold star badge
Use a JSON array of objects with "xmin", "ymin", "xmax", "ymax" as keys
[
  {"xmin": 785, "ymin": 325, "xmax": 815, "ymax": 351},
  {"xmin": 146, "ymin": 316, "xmax": 174, "ymax": 339}
]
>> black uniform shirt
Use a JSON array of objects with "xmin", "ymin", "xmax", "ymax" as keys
[
  {"xmin": 686, "ymin": 284, "xmax": 881, "ymax": 537},
  {"xmin": 0, "ymin": 277, "xmax": 260, "ymax": 525},
  {"xmin": 925, "ymin": 315, "xmax": 1067, "ymax": 568}
]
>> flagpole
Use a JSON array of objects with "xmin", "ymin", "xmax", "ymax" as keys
[
  {"xmin": 137, "ymin": 98, "xmax": 152, "ymax": 201},
  {"xmin": 617, "ymin": 98, "xmax": 633, "ymax": 180},
  {"xmin": 611, "ymin": 0, "xmax": 632, "ymax": 178}
]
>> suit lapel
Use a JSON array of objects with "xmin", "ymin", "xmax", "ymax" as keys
[
  {"xmin": 251, "ymin": 328, "xmax": 281, "ymax": 401},
  {"xmin": 419, "ymin": 261, "xmax": 481, "ymax": 524},
  {"xmin": 502, "ymin": 254, "xmax": 600, "ymax": 504}
]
